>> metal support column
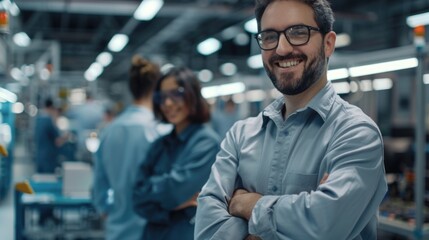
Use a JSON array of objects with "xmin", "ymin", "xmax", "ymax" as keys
[{"xmin": 414, "ymin": 25, "xmax": 426, "ymax": 240}]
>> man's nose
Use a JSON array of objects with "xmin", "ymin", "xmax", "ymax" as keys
[{"xmin": 275, "ymin": 33, "xmax": 293, "ymax": 54}]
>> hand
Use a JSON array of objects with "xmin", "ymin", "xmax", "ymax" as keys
[
  {"xmin": 174, "ymin": 192, "xmax": 199, "ymax": 210},
  {"xmin": 228, "ymin": 189, "xmax": 261, "ymax": 221},
  {"xmin": 245, "ymin": 235, "xmax": 262, "ymax": 240},
  {"xmin": 320, "ymin": 173, "xmax": 329, "ymax": 185}
]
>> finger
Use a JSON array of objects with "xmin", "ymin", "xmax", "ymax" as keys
[{"xmin": 320, "ymin": 173, "xmax": 329, "ymax": 184}]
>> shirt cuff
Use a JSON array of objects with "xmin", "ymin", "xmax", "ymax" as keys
[{"xmin": 248, "ymin": 195, "xmax": 280, "ymax": 239}]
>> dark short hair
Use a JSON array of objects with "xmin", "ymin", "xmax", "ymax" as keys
[
  {"xmin": 254, "ymin": 0, "xmax": 335, "ymax": 35},
  {"xmin": 153, "ymin": 67, "xmax": 211, "ymax": 124},
  {"xmin": 44, "ymin": 98, "xmax": 54, "ymax": 108},
  {"xmin": 129, "ymin": 55, "xmax": 161, "ymax": 100}
]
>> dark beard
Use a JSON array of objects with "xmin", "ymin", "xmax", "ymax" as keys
[{"xmin": 264, "ymin": 46, "xmax": 326, "ymax": 95}]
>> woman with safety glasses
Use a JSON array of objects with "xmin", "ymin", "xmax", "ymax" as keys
[{"xmin": 133, "ymin": 66, "xmax": 220, "ymax": 240}]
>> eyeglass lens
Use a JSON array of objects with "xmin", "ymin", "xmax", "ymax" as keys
[
  {"xmin": 155, "ymin": 88, "xmax": 185, "ymax": 105},
  {"xmin": 256, "ymin": 25, "xmax": 316, "ymax": 50}
]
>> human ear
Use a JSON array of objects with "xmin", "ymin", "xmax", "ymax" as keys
[{"xmin": 324, "ymin": 31, "xmax": 336, "ymax": 57}]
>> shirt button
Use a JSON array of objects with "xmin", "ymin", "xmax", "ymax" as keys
[{"xmin": 272, "ymin": 186, "xmax": 278, "ymax": 192}]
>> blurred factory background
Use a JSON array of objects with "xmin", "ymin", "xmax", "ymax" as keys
[{"xmin": 1, "ymin": 0, "xmax": 429, "ymax": 239}]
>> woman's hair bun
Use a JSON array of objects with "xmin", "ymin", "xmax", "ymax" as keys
[{"xmin": 131, "ymin": 55, "xmax": 159, "ymax": 76}]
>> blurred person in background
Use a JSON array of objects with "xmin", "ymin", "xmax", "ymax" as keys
[
  {"xmin": 92, "ymin": 55, "xmax": 170, "ymax": 240},
  {"xmin": 211, "ymin": 96, "xmax": 240, "ymax": 139},
  {"xmin": 34, "ymin": 97, "xmax": 67, "ymax": 225},
  {"xmin": 34, "ymin": 97, "xmax": 64, "ymax": 174},
  {"xmin": 66, "ymin": 90, "xmax": 105, "ymax": 161},
  {"xmin": 133, "ymin": 67, "xmax": 220, "ymax": 240}
]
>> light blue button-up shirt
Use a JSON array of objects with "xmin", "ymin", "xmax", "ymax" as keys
[
  {"xmin": 195, "ymin": 82, "xmax": 387, "ymax": 240},
  {"xmin": 92, "ymin": 106, "xmax": 170, "ymax": 240}
]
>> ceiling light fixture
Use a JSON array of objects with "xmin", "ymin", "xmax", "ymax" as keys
[
  {"xmin": 134, "ymin": 0, "xmax": 164, "ymax": 21},
  {"xmin": 197, "ymin": 38, "xmax": 221, "ymax": 56},
  {"xmin": 13, "ymin": 32, "xmax": 31, "ymax": 47},
  {"xmin": 247, "ymin": 54, "xmax": 263, "ymax": 69},
  {"xmin": 201, "ymin": 82, "xmax": 245, "ymax": 99},
  {"xmin": 96, "ymin": 52, "xmax": 113, "ymax": 67},
  {"xmin": 244, "ymin": 18, "xmax": 258, "ymax": 33},
  {"xmin": 327, "ymin": 68, "xmax": 349, "ymax": 81},
  {"xmin": 407, "ymin": 12, "xmax": 429, "ymax": 27},
  {"xmin": 107, "ymin": 34, "xmax": 129, "ymax": 52},
  {"xmin": 348, "ymin": 58, "xmax": 418, "ymax": 77},
  {"xmin": 335, "ymin": 33, "xmax": 351, "ymax": 48}
]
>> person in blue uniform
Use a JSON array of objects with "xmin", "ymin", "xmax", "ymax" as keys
[
  {"xmin": 92, "ymin": 55, "xmax": 170, "ymax": 240},
  {"xmin": 133, "ymin": 67, "xmax": 220, "ymax": 240},
  {"xmin": 34, "ymin": 98, "xmax": 61, "ymax": 174},
  {"xmin": 195, "ymin": 0, "xmax": 387, "ymax": 239}
]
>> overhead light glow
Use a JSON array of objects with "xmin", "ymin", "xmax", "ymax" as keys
[
  {"xmin": 13, "ymin": 32, "xmax": 31, "ymax": 47},
  {"xmin": 198, "ymin": 69, "xmax": 213, "ymax": 82},
  {"xmin": 84, "ymin": 62, "xmax": 104, "ymax": 81},
  {"xmin": 96, "ymin": 52, "xmax": 113, "ymax": 67},
  {"xmin": 328, "ymin": 68, "xmax": 349, "ymax": 81},
  {"xmin": 234, "ymin": 33, "xmax": 249, "ymax": 46},
  {"xmin": 9, "ymin": 2, "xmax": 20, "ymax": 16},
  {"xmin": 359, "ymin": 80, "xmax": 373, "ymax": 92},
  {"xmin": 335, "ymin": 33, "xmax": 351, "ymax": 48},
  {"xmin": 221, "ymin": 26, "xmax": 240, "ymax": 40},
  {"xmin": 202, "ymin": 82, "xmax": 246, "ymax": 99},
  {"xmin": 373, "ymin": 78, "xmax": 393, "ymax": 90},
  {"xmin": 12, "ymin": 102, "xmax": 24, "ymax": 114},
  {"xmin": 332, "ymin": 81, "xmax": 350, "ymax": 94},
  {"xmin": 349, "ymin": 58, "xmax": 418, "ymax": 77},
  {"xmin": 424, "ymin": 74, "xmax": 429, "ymax": 84},
  {"xmin": 244, "ymin": 18, "xmax": 258, "ymax": 33},
  {"xmin": 407, "ymin": 12, "xmax": 429, "ymax": 27},
  {"xmin": 107, "ymin": 34, "xmax": 129, "ymax": 52},
  {"xmin": 220, "ymin": 63, "xmax": 237, "ymax": 76},
  {"xmin": 0, "ymin": 87, "xmax": 17, "ymax": 103},
  {"xmin": 197, "ymin": 38, "xmax": 222, "ymax": 56},
  {"xmin": 247, "ymin": 54, "xmax": 263, "ymax": 69},
  {"xmin": 134, "ymin": 0, "xmax": 164, "ymax": 21},
  {"xmin": 246, "ymin": 89, "xmax": 266, "ymax": 102}
]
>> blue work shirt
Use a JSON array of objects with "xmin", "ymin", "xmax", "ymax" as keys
[
  {"xmin": 195, "ymin": 82, "xmax": 387, "ymax": 240},
  {"xmin": 133, "ymin": 123, "xmax": 220, "ymax": 240},
  {"xmin": 93, "ymin": 106, "xmax": 170, "ymax": 240}
]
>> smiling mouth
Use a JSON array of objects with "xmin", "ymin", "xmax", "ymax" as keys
[{"xmin": 277, "ymin": 60, "xmax": 302, "ymax": 68}]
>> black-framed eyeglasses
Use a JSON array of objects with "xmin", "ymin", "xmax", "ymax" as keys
[
  {"xmin": 255, "ymin": 25, "xmax": 320, "ymax": 50},
  {"xmin": 154, "ymin": 87, "xmax": 185, "ymax": 105}
]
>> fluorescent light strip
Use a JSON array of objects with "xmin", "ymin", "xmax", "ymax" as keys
[
  {"xmin": 197, "ymin": 38, "xmax": 222, "ymax": 56},
  {"xmin": 0, "ymin": 87, "xmax": 17, "ymax": 103},
  {"xmin": 134, "ymin": 0, "xmax": 164, "ymax": 21},
  {"xmin": 202, "ymin": 82, "xmax": 245, "ymax": 99},
  {"xmin": 327, "ymin": 68, "xmax": 349, "ymax": 81},
  {"xmin": 349, "ymin": 58, "xmax": 418, "ymax": 77},
  {"xmin": 108, "ymin": 34, "xmax": 129, "ymax": 52},
  {"xmin": 373, "ymin": 78, "xmax": 393, "ymax": 91},
  {"xmin": 331, "ymin": 82, "xmax": 351, "ymax": 94},
  {"xmin": 407, "ymin": 12, "xmax": 429, "ymax": 27}
]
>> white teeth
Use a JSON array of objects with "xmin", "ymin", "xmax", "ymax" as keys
[{"xmin": 278, "ymin": 60, "xmax": 299, "ymax": 68}]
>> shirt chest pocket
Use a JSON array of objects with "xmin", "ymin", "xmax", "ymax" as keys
[{"xmin": 283, "ymin": 172, "xmax": 318, "ymax": 194}]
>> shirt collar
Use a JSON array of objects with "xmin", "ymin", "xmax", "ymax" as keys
[
  {"xmin": 306, "ymin": 81, "xmax": 336, "ymax": 122},
  {"xmin": 166, "ymin": 123, "xmax": 201, "ymax": 143},
  {"xmin": 261, "ymin": 81, "xmax": 336, "ymax": 126}
]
